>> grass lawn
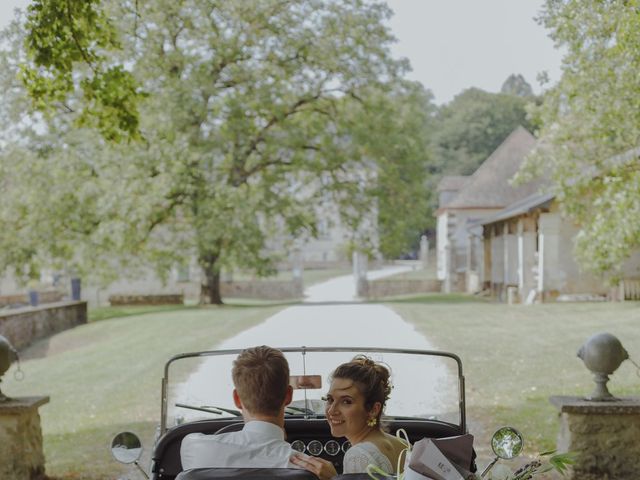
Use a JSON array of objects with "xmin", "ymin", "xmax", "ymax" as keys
[
  {"xmin": 390, "ymin": 298, "xmax": 640, "ymax": 462},
  {"xmin": 227, "ymin": 266, "xmax": 352, "ymax": 287},
  {"xmin": 4, "ymin": 305, "xmax": 283, "ymax": 480},
  {"xmin": 88, "ymin": 304, "xmax": 197, "ymax": 322}
]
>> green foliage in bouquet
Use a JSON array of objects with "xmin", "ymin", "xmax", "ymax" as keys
[{"xmin": 508, "ymin": 450, "xmax": 575, "ymax": 480}]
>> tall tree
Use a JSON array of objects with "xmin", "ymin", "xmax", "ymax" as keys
[
  {"xmin": 501, "ymin": 73, "xmax": 534, "ymax": 97},
  {"xmin": 429, "ymin": 87, "xmax": 535, "ymax": 177},
  {"xmin": 344, "ymin": 81, "xmax": 435, "ymax": 257},
  {"xmin": 3, "ymin": 0, "xmax": 407, "ymax": 303},
  {"xmin": 521, "ymin": 0, "xmax": 640, "ymax": 277}
]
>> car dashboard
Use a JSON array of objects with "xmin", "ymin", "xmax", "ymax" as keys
[{"xmin": 151, "ymin": 416, "xmax": 466, "ymax": 479}]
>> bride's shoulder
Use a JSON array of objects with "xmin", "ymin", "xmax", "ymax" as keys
[{"xmin": 384, "ymin": 432, "xmax": 407, "ymax": 447}]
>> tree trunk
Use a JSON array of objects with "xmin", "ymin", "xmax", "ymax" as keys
[{"xmin": 199, "ymin": 252, "xmax": 223, "ymax": 305}]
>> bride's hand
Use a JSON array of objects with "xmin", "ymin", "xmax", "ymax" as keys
[{"xmin": 291, "ymin": 453, "xmax": 338, "ymax": 480}]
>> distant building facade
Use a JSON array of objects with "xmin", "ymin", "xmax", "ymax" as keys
[{"xmin": 435, "ymin": 126, "xmax": 540, "ymax": 292}]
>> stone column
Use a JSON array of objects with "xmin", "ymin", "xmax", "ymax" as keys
[
  {"xmin": 517, "ymin": 217, "xmax": 537, "ymax": 302},
  {"xmin": 442, "ymin": 244, "xmax": 452, "ymax": 293},
  {"xmin": 538, "ymin": 213, "xmax": 564, "ymax": 300},
  {"xmin": 291, "ymin": 249, "xmax": 304, "ymax": 296},
  {"xmin": 419, "ymin": 235, "xmax": 429, "ymax": 269},
  {"xmin": 503, "ymin": 223, "xmax": 518, "ymax": 288},
  {"xmin": 352, "ymin": 251, "xmax": 368, "ymax": 298},
  {"xmin": 0, "ymin": 396, "xmax": 49, "ymax": 480},
  {"xmin": 549, "ymin": 396, "xmax": 640, "ymax": 480}
]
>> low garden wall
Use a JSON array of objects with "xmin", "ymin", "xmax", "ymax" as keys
[
  {"xmin": 366, "ymin": 279, "xmax": 441, "ymax": 299},
  {"xmin": 0, "ymin": 290, "xmax": 64, "ymax": 308},
  {"xmin": 0, "ymin": 301, "xmax": 87, "ymax": 350},
  {"xmin": 220, "ymin": 280, "xmax": 303, "ymax": 300},
  {"xmin": 109, "ymin": 294, "xmax": 184, "ymax": 306}
]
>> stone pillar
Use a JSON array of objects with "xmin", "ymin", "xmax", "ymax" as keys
[
  {"xmin": 538, "ymin": 213, "xmax": 564, "ymax": 300},
  {"xmin": 419, "ymin": 235, "xmax": 429, "ymax": 269},
  {"xmin": 352, "ymin": 251, "xmax": 368, "ymax": 298},
  {"xmin": 291, "ymin": 249, "xmax": 304, "ymax": 296},
  {"xmin": 503, "ymin": 223, "xmax": 518, "ymax": 288},
  {"xmin": 0, "ymin": 396, "xmax": 49, "ymax": 480},
  {"xmin": 442, "ymin": 244, "xmax": 452, "ymax": 293},
  {"xmin": 549, "ymin": 396, "xmax": 640, "ymax": 480},
  {"xmin": 517, "ymin": 217, "xmax": 537, "ymax": 302}
]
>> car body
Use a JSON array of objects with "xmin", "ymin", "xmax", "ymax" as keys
[{"xmin": 131, "ymin": 346, "xmax": 474, "ymax": 479}]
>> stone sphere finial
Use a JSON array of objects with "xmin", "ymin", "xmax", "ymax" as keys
[{"xmin": 577, "ymin": 332, "xmax": 628, "ymax": 401}]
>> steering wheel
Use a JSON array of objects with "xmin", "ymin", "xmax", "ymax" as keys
[{"xmin": 213, "ymin": 421, "xmax": 244, "ymax": 435}]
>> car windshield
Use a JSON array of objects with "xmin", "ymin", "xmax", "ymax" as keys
[{"xmin": 163, "ymin": 347, "xmax": 463, "ymax": 430}]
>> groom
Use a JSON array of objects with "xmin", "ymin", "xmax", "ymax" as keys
[{"xmin": 180, "ymin": 345, "xmax": 299, "ymax": 469}]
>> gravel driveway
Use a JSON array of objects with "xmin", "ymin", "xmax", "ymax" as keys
[{"xmin": 173, "ymin": 266, "xmax": 458, "ymax": 424}]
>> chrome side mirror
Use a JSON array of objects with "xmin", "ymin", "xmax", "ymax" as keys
[
  {"xmin": 491, "ymin": 426, "xmax": 524, "ymax": 459},
  {"xmin": 481, "ymin": 427, "xmax": 524, "ymax": 477},
  {"xmin": 111, "ymin": 431, "xmax": 142, "ymax": 464},
  {"xmin": 111, "ymin": 431, "xmax": 149, "ymax": 479}
]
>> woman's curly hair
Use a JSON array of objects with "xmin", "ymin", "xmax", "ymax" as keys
[{"xmin": 331, "ymin": 355, "xmax": 392, "ymax": 425}]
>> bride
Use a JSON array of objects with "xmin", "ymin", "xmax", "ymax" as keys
[{"xmin": 291, "ymin": 356, "xmax": 407, "ymax": 479}]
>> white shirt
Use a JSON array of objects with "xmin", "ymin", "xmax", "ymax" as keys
[{"xmin": 180, "ymin": 421, "xmax": 297, "ymax": 470}]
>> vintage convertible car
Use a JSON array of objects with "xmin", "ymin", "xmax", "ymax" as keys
[{"xmin": 112, "ymin": 346, "xmax": 476, "ymax": 480}]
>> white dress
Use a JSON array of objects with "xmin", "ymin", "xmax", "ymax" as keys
[{"xmin": 343, "ymin": 442, "xmax": 393, "ymax": 474}]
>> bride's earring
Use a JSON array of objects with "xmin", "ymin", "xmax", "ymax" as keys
[{"xmin": 367, "ymin": 417, "xmax": 377, "ymax": 427}]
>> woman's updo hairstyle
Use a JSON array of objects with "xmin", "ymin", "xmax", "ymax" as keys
[{"xmin": 331, "ymin": 355, "xmax": 392, "ymax": 424}]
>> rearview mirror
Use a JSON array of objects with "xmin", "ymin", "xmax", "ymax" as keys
[{"xmin": 290, "ymin": 375, "xmax": 322, "ymax": 389}]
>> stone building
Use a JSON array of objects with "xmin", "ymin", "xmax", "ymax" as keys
[
  {"xmin": 435, "ymin": 126, "xmax": 541, "ymax": 292},
  {"xmin": 470, "ymin": 194, "xmax": 640, "ymax": 302},
  {"xmin": 466, "ymin": 146, "xmax": 640, "ymax": 302}
]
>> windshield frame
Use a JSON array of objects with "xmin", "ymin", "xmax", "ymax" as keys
[{"xmin": 160, "ymin": 346, "xmax": 466, "ymax": 434}]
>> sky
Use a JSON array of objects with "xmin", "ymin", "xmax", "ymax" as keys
[{"xmin": 0, "ymin": 0, "xmax": 563, "ymax": 105}]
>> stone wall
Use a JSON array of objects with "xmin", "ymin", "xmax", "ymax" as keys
[
  {"xmin": 220, "ymin": 280, "xmax": 303, "ymax": 300},
  {"xmin": 0, "ymin": 290, "xmax": 64, "ymax": 308},
  {"xmin": 109, "ymin": 293, "xmax": 184, "ymax": 306},
  {"xmin": 0, "ymin": 302, "xmax": 87, "ymax": 350},
  {"xmin": 366, "ymin": 279, "xmax": 441, "ymax": 299}
]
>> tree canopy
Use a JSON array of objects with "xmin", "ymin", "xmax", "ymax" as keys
[
  {"xmin": 522, "ymin": 0, "xmax": 640, "ymax": 277},
  {"xmin": 1, "ymin": 0, "xmax": 434, "ymax": 302},
  {"xmin": 501, "ymin": 74, "xmax": 534, "ymax": 97},
  {"xmin": 345, "ymin": 82, "xmax": 435, "ymax": 258},
  {"xmin": 21, "ymin": 0, "xmax": 143, "ymax": 141},
  {"xmin": 429, "ymin": 85, "xmax": 535, "ymax": 178}
]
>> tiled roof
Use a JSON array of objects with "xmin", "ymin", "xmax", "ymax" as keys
[
  {"xmin": 437, "ymin": 175, "xmax": 470, "ymax": 192},
  {"xmin": 468, "ymin": 192, "xmax": 556, "ymax": 228},
  {"xmin": 445, "ymin": 126, "xmax": 541, "ymax": 209}
]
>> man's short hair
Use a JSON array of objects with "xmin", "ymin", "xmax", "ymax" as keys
[{"xmin": 232, "ymin": 345, "xmax": 290, "ymax": 416}]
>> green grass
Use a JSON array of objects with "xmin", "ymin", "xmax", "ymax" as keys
[
  {"xmin": 228, "ymin": 267, "xmax": 352, "ymax": 287},
  {"xmin": 390, "ymin": 300, "xmax": 640, "ymax": 459},
  {"xmin": 88, "ymin": 304, "xmax": 196, "ymax": 322},
  {"xmin": 381, "ymin": 292, "xmax": 489, "ymax": 303},
  {"xmin": 380, "ymin": 265, "xmax": 437, "ymax": 281},
  {"xmin": 5, "ymin": 306, "xmax": 283, "ymax": 479}
]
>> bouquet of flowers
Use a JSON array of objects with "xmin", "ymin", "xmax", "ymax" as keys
[{"xmin": 490, "ymin": 451, "xmax": 574, "ymax": 480}]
